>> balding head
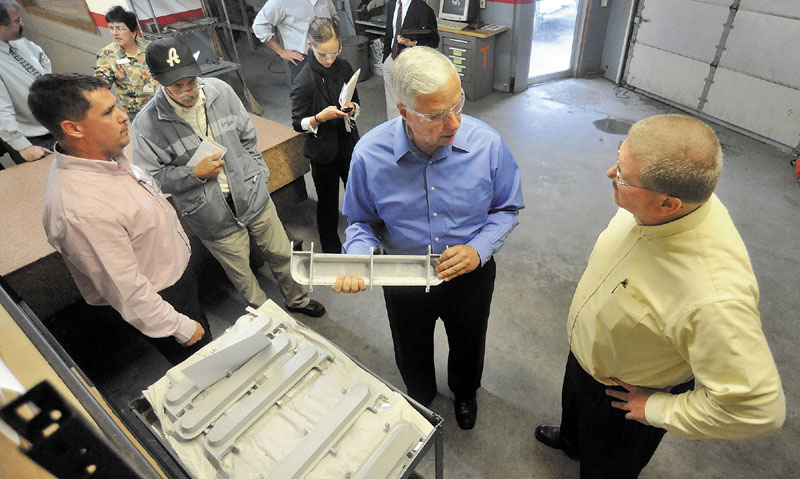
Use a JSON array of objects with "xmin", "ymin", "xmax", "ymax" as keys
[
  {"xmin": 0, "ymin": 0, "xmax": 23, "ymax": 42},
  {"xmin": 0, "ymin": 0, "xmax": 21, "ymax": 25},
  {"xmin": 627, "ymin": 114, "xmax": 722, "ymax": 204}
]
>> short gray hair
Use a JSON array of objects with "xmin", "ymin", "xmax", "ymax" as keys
[
  {"xmin": 627, "ymin": 114, "xmax": 722, "ymax": 204},
  {"xmin": 0, "ymin": 0, "xmax": 22, "ymax": 26},
  {"xmin": 391, "ymin": 46, "xmax": 457, "ymax": 110}
]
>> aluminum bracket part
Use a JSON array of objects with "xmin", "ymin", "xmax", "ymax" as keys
[
  {"xmin": 290, "ymin": 244, "xmax": 443, "ymax": 292},
  {"xmin": 165, "ymin": 316, "xmax": 275, "ymax": 421},
  {"xmin": 266, "ymin": 382, "xmax": 373, "ymax": 479},
  {"xmin": 205, "ymin": 344, "xmax": 334, "ymax": 472},
  {"xmin": 172, "ymin": 333, "xmax": 293, "ymax": 440},
  {"xmin": 182, "ymin": 316, "xmax": 274, "ymax": 387},
  {"xmin": 352, "ymin": 420, "xmax": 426, "ymax": 479}
]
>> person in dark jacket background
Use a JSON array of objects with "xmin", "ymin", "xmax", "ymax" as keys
[
  {"xmin": 290, "ymin": 17, "xmax": 359, "ymax": 253},
  {"xmin": 382, "ymin": 0, "xmax": 439, "ymax": 119}
]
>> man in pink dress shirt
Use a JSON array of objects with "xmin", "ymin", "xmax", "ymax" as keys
[{"xmin": 33, "ymin": 73, "xmax": 210, "ymax": 365}]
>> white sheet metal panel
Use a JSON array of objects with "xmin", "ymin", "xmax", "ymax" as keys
[
  {"xmin": 627, "ymin": 43, "xmax": 710, "ymax": 109},
  {"xmin": 635, "ymin": 0, "xmax": 728, "ymax": 63},
  {"xmin": 719, "ymin": 10, "xmax": 800, "ymax": 89},
  {"xmin": 739, "ymin": 0, "xmax": 800, "ymax": 18},
  {"xmin": 704, "ymin": 67, "xmax": 800, "ymax": 146}
]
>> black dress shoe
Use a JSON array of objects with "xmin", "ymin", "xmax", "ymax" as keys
[
  {"xmin": 454, "ymin": 397, "xmax": 478, "ymax": 430},
  {"xmin": 287, "ymin": 299, "xmax": 325, "ymax": 317},
  {"xmin": 534, "ymin": 424, "xmax": 579, "ymax": 460}
]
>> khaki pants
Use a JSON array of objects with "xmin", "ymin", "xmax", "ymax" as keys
[{"xmin": 201, "ymin": 200, "xmax": 308, "ymax": 308}]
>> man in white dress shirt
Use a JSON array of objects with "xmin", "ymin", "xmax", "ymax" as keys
[
  {"xmin": 0, "ymin": 0, "xmax": 52, "ymax": 169},
  {"xmin": 251, "ymin": 0, "xmax": 337, "ymax": 84}
]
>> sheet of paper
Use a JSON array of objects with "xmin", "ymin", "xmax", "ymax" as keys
[
  {"xmin": 481, "ymin": 24, "xmax": 504, "ymax": 31},
  {"xmin": 186, "ymin": 137, "xmax": 227, "ymax": 168},
  {"xmin": 339, "ymin": 68, "xmax": 360, "ymax": 133},
  {"xmin": 338, "ymin": 68, "xmax": 360, "ymax": 108}
]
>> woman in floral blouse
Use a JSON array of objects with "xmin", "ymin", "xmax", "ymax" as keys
[{"xmin": 95, "ymin": 6, "xmax": 157, "ymax": 118}]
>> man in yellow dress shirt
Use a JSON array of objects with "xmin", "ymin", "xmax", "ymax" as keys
[{"xmin": 535, "ymin": 114, "xmax": 785, "ymax": 478}]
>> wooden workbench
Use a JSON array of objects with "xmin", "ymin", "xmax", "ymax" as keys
[{"xmin": 0, "ymin": 115, "xmax": 309, "ymax": 319}]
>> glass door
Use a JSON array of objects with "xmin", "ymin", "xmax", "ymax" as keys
[{"xmin": 528, "ymin": 0, "xmax": 581, "ymax": 84}]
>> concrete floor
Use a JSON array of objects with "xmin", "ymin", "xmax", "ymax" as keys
[
  {"xmin": 197, "ymin": 42, "xmax": 800, "ymax": 477},
  {"xmin": 84, "ymin": 44, "xmax": 799, "ymax": 478}
]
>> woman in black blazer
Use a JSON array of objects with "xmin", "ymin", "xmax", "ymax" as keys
[
  {"xmin": 291, "ymin": 17, "xmax": 360, "ymax": 253},
  {"xmin": 382, "ymin": 0, "xmax": 440, "ymax": 118}
]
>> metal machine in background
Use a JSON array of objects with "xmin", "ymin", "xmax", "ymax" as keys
[{"xmin": 130, "ymin": 0, "xmax": 263, "ymax": 115}]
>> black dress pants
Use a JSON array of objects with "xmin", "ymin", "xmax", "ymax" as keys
[
  {"xmin": 286, "ymin": 57, "xmax": 307, "ymax": 85},
  {"xmin": 559, "ymin": 351, "xmax": 694, "ymax": 478},
  {"xmin": 47, "ymin": 266, "xmax": 212, "ymax": 374},
  {"xmin": 382, "ymin": 257, "xmax": 496, "ymax": 403},
  {"xmin": 145, "ymin": 266, "xmax": 212, "ymax": 364},
  {"xmin": 310, "ymin": 150, "xmax": 351, "ymax": 253}
]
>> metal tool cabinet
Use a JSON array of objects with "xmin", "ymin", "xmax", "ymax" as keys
[{"xmin": 438, "ymin": 26, "xmax": 507, "ymax": 101}]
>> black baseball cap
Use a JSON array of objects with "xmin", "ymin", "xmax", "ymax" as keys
[{"xmin": 145, "ymin": 37, "xmax": 202, "ymax": 86}]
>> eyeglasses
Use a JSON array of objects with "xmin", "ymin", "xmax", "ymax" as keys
[
  {"xmin": 615, "ymin": 161, "xmax": 654, "ymax": 191},
  {"xmin": 108, "ymin": 26, "xmax": 129, "ymax": 33},
  {"xmin": 167, "ymin": 78, "xmax": 199, "ymax": 94},
  {"xmin": 615, "ymin": 141, "xmax": 678, "ymax": 197},
  {"xmin": 404, "ymin": 89, "xmax": 465, "ymax": 124},
  {"xmin": 615, "ymin": 141, "xmax": 653, "ymax": 191},
  {"xmin": 312, "ymin": 43, "xmax": 342, "ymax": 59}
]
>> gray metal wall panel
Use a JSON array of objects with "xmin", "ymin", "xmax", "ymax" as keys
[
  {"xmin": 577, "ymin": 0, "xmax": 612, "ymax": 75},
  {"xmin": 704, "ymin": 67, "xmax": 800, "ymax": 146},
  {"xmin": 719, "ymin": 10, "xmax": 800, "ymax": 89},
  {"xmin": 482, "ymin": 3, "xmax": 532, "ymax": 92},
  {"xmin": 635, "ymin": 0, "xmax": 728, "ymax": 63},
  {"xmin": 601, "ymin": 0, "xmax": 634, "ymax": 82}
]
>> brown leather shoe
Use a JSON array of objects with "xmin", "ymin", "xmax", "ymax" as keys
[{"xmin": 534, "ymin": 424, "xmax": 579, "ymax": 460}]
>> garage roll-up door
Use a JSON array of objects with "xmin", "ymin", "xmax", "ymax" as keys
[{"xmin": 624, "ymin": 0, "xmax": 800, "ymax": 152}]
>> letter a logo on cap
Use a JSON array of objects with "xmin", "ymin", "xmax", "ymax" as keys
[{"xmin": 166, "ymin": 47, "xmax": 181, "ymax": 67}]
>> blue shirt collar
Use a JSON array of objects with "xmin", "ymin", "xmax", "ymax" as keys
[{"xmin": 392, "ymin": 116, "xmax": 471, "ymax": 164}]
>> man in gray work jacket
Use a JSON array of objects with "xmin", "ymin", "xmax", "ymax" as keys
[{"xmin": 131, "ymin": 37, "xmax": 324, "ymax": 317}]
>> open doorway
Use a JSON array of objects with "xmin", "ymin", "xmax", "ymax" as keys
[{"xmin": 529, "ymin": 0, "xmax": 580, "ymax": 84}]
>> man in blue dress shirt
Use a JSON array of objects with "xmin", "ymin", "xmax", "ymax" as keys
[{"xmin": 333, "ymin": 46, "xmax": 524, "ymax": 430}]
